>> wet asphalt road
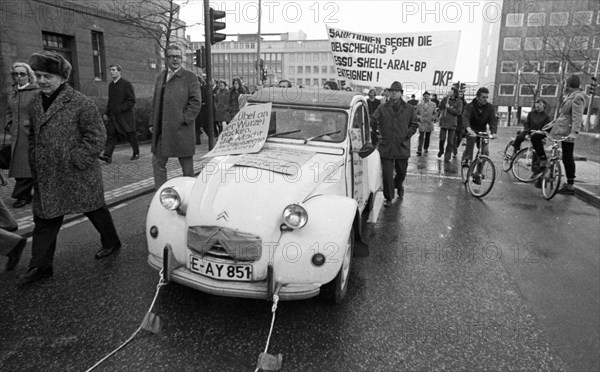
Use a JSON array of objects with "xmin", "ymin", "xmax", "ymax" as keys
[{"xmin": 0, "ymin": 133, "xmax": 598, "ymax": 372}]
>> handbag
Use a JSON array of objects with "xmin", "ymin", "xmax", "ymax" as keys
[{"xmin": 0, "ymin": 130, "xmax": 11, "ymax": 170}]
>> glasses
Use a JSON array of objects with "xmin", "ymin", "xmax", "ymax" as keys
[
  {"xmin": 12, "ymin": 72, "xmax": 28, "ymax": 78},
  {"xmin": 166, "ymin": 55, "xmax": 182, "ymax": 59}
]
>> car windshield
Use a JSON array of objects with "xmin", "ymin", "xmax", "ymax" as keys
[{"xmin": 267, "ymin": 106, "xmax": 347, "ymax": 143}]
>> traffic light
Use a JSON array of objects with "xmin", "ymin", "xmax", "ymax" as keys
[
  {"xmin": 590, "ymin": 76, "xmax": 597, "ymax": 95},
  {"xmin": 453, "ymin": 81, "xmax": 466, "ymax": 92},
  {"xmin": 261, "ymin": 68, "xmax": 267, "ymax": 82},
  {"xmin": 209, "ymin": 8, "xmax": 226, "ymax": 45},
  {"xmin": 194, "ymin": 47, "xmax": 205, "ymax": 68}
]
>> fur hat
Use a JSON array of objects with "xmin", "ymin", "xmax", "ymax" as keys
[
  {"xmin": 422, "ymin": 91, "xmax": 430, "ymax": 96},
  {"xmin": 389, "ymin": 81, "xmax": 403, "ymax": 91},
  {"xmin": 29, "ymin": 51, "xmax": 72, "ymax": 80}
]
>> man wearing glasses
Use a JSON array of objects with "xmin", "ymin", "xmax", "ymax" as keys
[
  {"xmin": 149, "ymin": 44, "xmax": 202, "ymax": 189},
  {"xmin": 370, "ymin": 81, "xmax": 418, "ymax": 206}
]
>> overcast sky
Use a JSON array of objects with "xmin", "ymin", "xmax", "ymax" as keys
[{"xmin": 179, "ymin": 1, "xmax": 502, "ymax": 81}]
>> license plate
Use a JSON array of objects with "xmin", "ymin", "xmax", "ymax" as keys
[{"xmin": 189, "ymin": 255, "xmax": 252, "ymax": 281}]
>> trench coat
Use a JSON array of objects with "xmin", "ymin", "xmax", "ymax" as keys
[
  {"xmin": 371, "ymin": 99, "xmax": 418, "ymax": 159},
  {"xmin": 105, "ymin": 78, "xmax": 136, "ymax": 134},
  {"xmin": 214, "ymin": 87, "xmax": 230, "ymax": 122},
  {"xmin": 28, "ymin": 85, "xmax": 107, "ymax": 219},
  {"xmin": 150, "ymin": 68, "xmax": 202, "ymax": 157},
  {"xmin": 416, "ymin": 100, "xmax": 436, "ymax": 132},
  {"xmin": 549, "ymin": 89, "xmax": 587, "ymax": 143},
  {"xmin": 6, "ymin": 83, "xmax": 39, "ymax": 178}
]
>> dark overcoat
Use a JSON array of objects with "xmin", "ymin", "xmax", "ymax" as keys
[
  {"xmin": 6, "ymin": 83, "xmax": 39, "ymax": 178},
  {"xmin": 150, "ymin": 68, "xmax": 202, "ymax": 157},
  {"xmin": 28, "ymin": 85, "xmax": 107, "ymax": 219},
  {"xmin": 105, "ymin": 78, "xmax": 136, "ymax": 133},
  {"xmin": 371, "ymin": 99, "xmax": 418, "ymax": 159},
  {"xmin": 214, "ymin": 87, "xmax": 230, "ymax": 122}
]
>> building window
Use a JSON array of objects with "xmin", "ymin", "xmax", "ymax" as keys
[
  {"xmin": 305, "ymin": 54, "xmax": 311, "ymax": 62},
  {"xmin": 148, "ymin": 58, "xmax": 157, "ymax": 69},
  {"xmin": 503, "ymin": 37, "xmax": 520, "ymax": 51},
  {"xmin": 329, "ymin": 66, "xmax": 336, "ymax": 74},
  {"xmin": 321, "ymin": 78, "xmax": 327, "ymax": 86},
  {"xmin": 590, "ymin": 60, "xmax": 598, "ymax": 74},
  {"xmin": 522, "ymin": 61, "xmax": 540, "ymax": 73},
  {"xmin": 566, "ymin": 61, "xmax": 586, "ymax": 74},
  {"xmin": 541, "ymin": 84, "xmax": 558, "ymax": 97},
  {"xmin": 524, "ymin": 37, "xmax": 543, "ymax": 50},
  {"xmin": 593, "ymin": 36, "xmax": 600, "ymax": 49},
  {"xmin": 544, "ymin": 61, "xmax": 560, "ymax": 73},
  {"xmin": 305, "ymin": 65, "xmax": 311, "ymax": 73},
  {"xmin": 297, "ymin": 66, "xmax": 303, "ymax": 74},
  {"xmin": 573, "ymin": 11, "xmax": 593, "ymax": 25},
  {"xmin": 297, "ymin": 78, "xmax": 302, "ymax": 86},
  {"xmin": 322, "ymin": 53, "xmax": 328, "ymax": 62},
  {"xmin": 527, "ymin": 13, "xmax": 545, "ymax": 27},
  {"xmin": 571, "ymin": 36, "xmax": 589, "ymax": 50},
  {"xmin": 313, "ymin": 78, "xmax": 319, "ymax": 86},
  {"xmin": 546, "ymin": 36, "xmax": 566, "ymax": 51},
  {"xmin": 42, "ymin": 31, "xmax": 77, "ymax": 89},
  {"xmin": 289, "ymin": 54, "xmax": 295, "ymax": 62},
  {"xmin": 550, "ymin": 12, "xmax": 569, "ymax": 26},
  {"xmin": 297, "ymin": 54, "xmax": 303, "ymax": 62},
  {"xmin": 321, "ymin": 66, "xmax": 327, "ymax": 74},
  {"xmin": 289, "ymin": 66, "xmax": 294, "ymax": 75},
  {"xmin": 501, "ymin": 61, "xmax": 518, "ymax": 73},
  {"xmin": 499, "ymin": 84, "xmax": 515, "ymax": 96},
  {"xmin": 313, "ymin": 66, "xmax": 318, "ymax": 74},
  {"xmin": 520, "ymin": 85, "xmax": 535, "ymax": 96},
  {"xmin": 304, "ymin": 78, "xmax": 311, "ymax": 86},
  {"xmin": 506, "ymin": 13, "xmax": 524, "ymax": 27}
]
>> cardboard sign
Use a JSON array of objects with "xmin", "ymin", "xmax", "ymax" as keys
[
  {"xmin": 327, "ymin": 26, "xmax": 461, "ymax": 88},
  {"xmin": 203, "ymin": 103, "xmax": 272, "ymax": 158}
]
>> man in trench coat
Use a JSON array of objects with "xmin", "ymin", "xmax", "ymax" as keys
[
  {"xmin": 149, "ymin": 44, "xmax": 202, "ymax": 189},
  {"xmin": 99, "ymin": 64, "xmax": 138, "ymax": 163}
]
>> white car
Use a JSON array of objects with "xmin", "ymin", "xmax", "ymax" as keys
[{"xmin": 146, "ymin": 87, "xmax": 382, "ymax": 304}]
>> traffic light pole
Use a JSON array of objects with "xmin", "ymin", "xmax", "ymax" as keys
[
  {"xmin": 256, "ymin": 0, "xmax": 262, "ymax": 86},
  {"xmin": 585, "ymin": 51, "xmax": 599, "ymax": 132},
  {"xmin": 204, "ymin": 0, "xmax": 216, "ymax": 150}
]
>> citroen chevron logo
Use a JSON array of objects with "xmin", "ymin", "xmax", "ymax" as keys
[{"xmin": 217, "ymin": 211, "xmax": 229, "ymax": 221}]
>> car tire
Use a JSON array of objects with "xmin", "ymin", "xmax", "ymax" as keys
[{"xmin": 320, "ymin": 227, "xmax": 354, "ymax": 305}]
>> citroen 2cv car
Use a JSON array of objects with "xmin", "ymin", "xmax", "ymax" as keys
[{"xmin": 146, "ymin": 87, "xmax": 382, "ymax": 304}]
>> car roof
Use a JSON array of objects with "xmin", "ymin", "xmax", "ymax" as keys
[{"xmin": 247, "ymin": 87, "xmax": 363, "ymax": 109}]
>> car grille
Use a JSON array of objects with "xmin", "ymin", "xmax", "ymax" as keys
[{"xmin": 187, "ymin": 225, "xmax": 262, "ymax": 262}]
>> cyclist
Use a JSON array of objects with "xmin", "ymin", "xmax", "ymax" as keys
[
  {"xmin": 461, "ymin": 87, "xmax": 498, "ymax": 167},
  {"xmin": 529, "ymin": 75, "xmax": 586, "ymax": 195},
  {"xmin": 512, "ymin": 98, "xmax": 551, "ymax": 153}
]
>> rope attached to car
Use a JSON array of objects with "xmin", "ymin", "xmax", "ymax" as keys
[
  {"xmin": 84, "ymin": 270, "xmax": 167, "ymax": 372},
  {"xmin": 254, "ymin": 283, "xmax": 284, "ymax": 371}
]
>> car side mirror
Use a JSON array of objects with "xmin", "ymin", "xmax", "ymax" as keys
[{"xmin": 355, "ymin": 142, "xmax": 376, "ymax": 159}]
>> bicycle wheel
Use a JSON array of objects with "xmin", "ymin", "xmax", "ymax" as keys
[
  {"xmin": 511, "ymin": 148, "xmax": 536, "ymax": 183},
  {"xmin": 467, "ymin": 157, "xmax": 496, "ymax": 197},
  {"xmin": 460, "ymin": 161, "xmax": 469, "ymax": 184},
  {"xmin": 501, "ymin": 141, "xmax": 515, "ymax": 172},
  {"xmin": 542, "ymin": 160, "xmax": 562, "ymax": 200}
]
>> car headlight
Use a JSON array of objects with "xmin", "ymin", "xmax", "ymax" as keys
[
  {"xmin": 160, "ymin": 187, "xmax": 182, "ymax": 210},
  {"xmin": 282, "ymin": 204, "xmax": 308, "ymax": 229}
]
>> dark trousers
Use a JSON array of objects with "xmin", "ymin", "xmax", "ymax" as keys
[
  {"xmin": 531, "ymin": 132, "xmax": 575, "ymax": 184},
  {"xmin": 29, "ymin": 205, "xmax": 121, "ymax": 269},
  {"xmin": 462, "ymin": 135, "xmax": 489, "ymax": 162},
  {"xmin": 11, "ymin": 177, "xmax": 34, "ymax": 201},
  {"xmin": 417, "ymin": 131, "xmax": 431, "ymax": 152},
  {"xmin": 381, "ymin": 158, "xmax": 408, "ymax": 201},
  {"xmin": 104, "ymin": 118, "xmax": 139, "ymax": 157},
  {"xmin": 152, "ymin": 136, "xmax": 194, "ymax": 190},
  {"xmin": 512, "ymin": 130, "xmax": 529, "ymax": 151},
  {"xmin": 439, "ymin": 128, "xmax": 455, "ymax": 161}
]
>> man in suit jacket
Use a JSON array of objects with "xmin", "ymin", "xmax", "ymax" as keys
[
  {"xmin": 99, "ymin": 64, "xmax": 138, "ymax": 163},
  {"xmin": 149, "ymin": 45, "xmax": 202, "ymax": 189}
]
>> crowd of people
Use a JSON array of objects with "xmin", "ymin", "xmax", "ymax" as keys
[{"xmin": 0, "ymin": 44, "xmax": 587, "ymax": 284}]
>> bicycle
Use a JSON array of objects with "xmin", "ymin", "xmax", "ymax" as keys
[
  {"xmin": 511, "ymin": 146, "xmax": 538, "ymax": 183},
  {"xmin": 501, "ymin": 131, "xmax": 530, "ymax": 172},
  {"xmin": 461, "ymin": 132, "xmax": 496, "ymax": 197},
  {"xmin": 540, "ymin": 133, "xmax": 566, "ymax": 200}
]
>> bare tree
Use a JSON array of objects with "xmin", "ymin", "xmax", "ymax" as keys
[
  {"xmin": 109, "ymin": 0, "xmax": 197, "ymax": 68},
  {"xmin": 508, "ymin": 12, "xmax": 596, "ymax": 116}
]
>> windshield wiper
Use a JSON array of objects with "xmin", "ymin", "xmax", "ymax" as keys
[
  {"xmin": 305, "ymin": 130, "xmax": 342, "ymax": 143},
  {"xmin": 268, "ymin": 129, "xmax": 301, "ymax": 138}
]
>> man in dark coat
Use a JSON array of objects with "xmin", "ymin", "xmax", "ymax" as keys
[
  {"xmin": 16, "ymin": 51, "xmax": 121, "ymax": 286},
  {"xmin": 461, "ymin": 87, "xmax": 498, "ymax": 166},
  {"xmin": 371, "ymin": 81, "xmax": 418, "ymax": 206},
  {"xmin": 99, "ymin": 64, "xmax": 138, "ymax": 163},
  {"xmin": 150, "ymin": 45, "xmax": 202, "ymax": 189}
]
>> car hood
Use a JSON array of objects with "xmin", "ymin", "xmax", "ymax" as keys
[{"xmin": 185, "ymin": 149, "xmax": 346, "ymax": 240}]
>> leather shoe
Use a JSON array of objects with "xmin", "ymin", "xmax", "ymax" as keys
[
  {"xmin": 98, "ymin": 154, "xmax": 112, "ymax": 163},
  {"xmin": 12, "ymin": 199, "xmax": 31, "ymax": 208},
  {"xmin": 130, "ymin": 153, "xmax": 140, "ymax": 160},
  {"xmin": 95, "ymin": 245, "xmax": 121, "ymax": 259},
  {"xmin": 6, "ymin": 237, "xmax": 27, "ymax": 271},
  {"xmin": 557, "ymin": 185, "xmax": 575, "ymax": 195},
  {"xmin": 16, "ymin": 266, "xmax": 53, "ymax": 286},
  {"xmin": 397, "ymin": 186, "xmax": 404, "ymax": 199},
  {"xmin": 383, "ymin": 199, "xmax": 392, "ymax": 207}
]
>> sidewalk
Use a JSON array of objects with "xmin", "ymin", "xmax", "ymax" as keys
[{"xmin": 0, "ymin": 138, "xmax": 211, "ymax": 237}]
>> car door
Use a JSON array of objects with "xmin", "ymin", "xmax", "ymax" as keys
[{"xmin": 349, "ymin": 102, "xmax": 370, "ymax": 212}]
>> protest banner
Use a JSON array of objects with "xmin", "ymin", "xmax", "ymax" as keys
[
  {"xmin": 234, "ymin": 144, "xmax": 316, "ymax": 176},
  {"xmin": 203, "ymin": 102, "xmax": 272, "ymax": 158},
  {"xmin": 327, "ymin": 26, "xmax": 461, "ymax": 89}
]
